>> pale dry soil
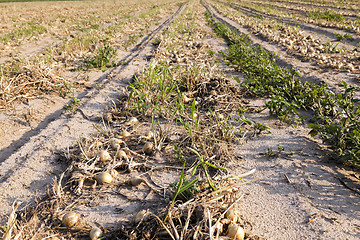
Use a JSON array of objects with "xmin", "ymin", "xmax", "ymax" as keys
[
  {"xmin": 231, "ymin": 102, "xmax": 360, "ymax": 240},
  {"xmin": 0, "ymin": 1, "xmax": 359, "ymax": 240}
]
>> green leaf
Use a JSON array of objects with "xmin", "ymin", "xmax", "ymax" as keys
[{"xmin": 204, "ymin": 161, "xmax": 227, "ymax": 171}]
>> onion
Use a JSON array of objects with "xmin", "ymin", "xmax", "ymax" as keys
[
  {"xmin": 183, "ymin": 95, "xmax": 192, "ymax": 104},
  {"xmin": 62, "ymin": 212, "xmax": 79, "ymax": 227},
  {"xmin": 96, "ymin": 172, "xmax": 113, "ymax": 184},
  {"xmin": 226, "ymin": 223, "xmax": 245, "ymax": 240},
  {"xmin": 116, "ymin": 150, "xmax": 129, "ymax": 161},
  {"xmin": 99, "ymin": 150, "xmax": 111, "ymax": 162},
  {"xmin": 89, "ymin": 227, "xmax": 102, "ymax": 240},
  {"xmin": 110, "ymin": 138, "xmax": 123, "ymax": 150},
  {"xmin": 137, "ymin": 142, "xmax": 154, "ymax": 155},
  {"xmin": 120, "ymin": 130, "xmax": 131, "ymax": 139},
  {"xmin": 145, "ymin": 131, "xmax": 154, "ymax": 140},
  {"xmin": 125, "ymin": 117, "xmax": 139, "ymax": 126},
  {"xmin": 225, "ymin": 209, "xmax": 238, "ymax": 222},
  {"xmin": 130, "ymin": 176, "xmax": 144, "ymax": 186}
]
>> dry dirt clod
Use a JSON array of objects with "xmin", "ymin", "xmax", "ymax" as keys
[
  {"xmin": 134, "ymin": 209, "xmax": 149, "ymax": 224},
  {"xmin": 62, "ymin": 211, "xmax": 80, "ymax": 228}
]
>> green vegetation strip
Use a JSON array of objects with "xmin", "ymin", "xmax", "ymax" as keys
[{"xmin": 205, "ymin": 11, "xmax": 360, "ymax": 168}]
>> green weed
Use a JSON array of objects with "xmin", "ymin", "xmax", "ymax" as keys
[
  {"xmin": 206, "ymin": 11, "xmax": 360, "ymax": 168},
  {"xmin": 62, "ymin": 94, "xmax": 81, "ymax": 111},
  {"xmin": 85, "ymin": 39, "xmax": 116, "ymax": 70},
  {"xmin": 0, "ymin": 21, "xmax": 46, "ymax": 43},
  {"xmin": 307, "ymin": 10, "xmax": 345, "ymax": 22},
  {"xmin": 334, "ymin": 32, "xmax": 353, "ymax": 41}
]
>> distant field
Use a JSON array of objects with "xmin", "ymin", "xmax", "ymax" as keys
[{"xmin": 0, "ymin": 0, "xmax": 80, "ymax": 2}]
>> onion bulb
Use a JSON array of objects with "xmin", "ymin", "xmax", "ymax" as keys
[
  {"xmin": 183, "ymin": 95, "xmax": 192, "ymax": 104},
  {"xmin": 96, "ymin": 172, "xmax": 113, "ymax": 184},
  {"xmin": 110, "ymin": 138, "xmax": 123, "ymax": 150},
  {"xmin": 99, "ymin": 150, "xmax": 111, "ymax": 162},
  {"xmin": 120, "ymin": 130, "xmax": 131, "ymax": 139},
  {"xmin": 116, "ymin": 150, "xmax": 129, "ymax": 161},
  {"xmin": 226, "ymin": 223, "xmax": 245, "ymax": 240},
  {"xmin": 225, "ymin": 208, "xmax": 238, "ymax": 222},
  {"xmin": 130, "ymin": 176, "xmax": 144, "ymax": 186},
  {"xmin": 125, "ymin": 117, "xmax": 139, "ymax": 126},
  {"xmin": 62, "ymin": 212, "xmax": 79, "ymax": 227},
  {"xmin": 137, "ymin": 142, "xmax": 154, "ymax": 155},
  {"xmin": 145, "ymin": 131, "xmax": 154, "ymax": 140},
  {"xmin": 89, "ymin": 227, "xmax": 102, "ymax": 240}
]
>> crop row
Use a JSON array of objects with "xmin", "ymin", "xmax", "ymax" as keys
[
  {"xmin": 261, "ymin": 0, "xmax": 360, "ymax": 11},
  {"xmin": 249, "ymin": 0, "xmax": 360, "ymax": 18},
  {"xmin": 205, "ymin": 4, "xmax": 360, "ymax": 167},
  {"xmin": 224, "ymin": 0, "xmax": 360, "ymax": 35},
  {"xmin": 210, "ymin": 0, "xmax": 359, "ymax": 72}
]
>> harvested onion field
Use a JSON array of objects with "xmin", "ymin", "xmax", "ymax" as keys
[{"xmin": 0, "ymin": 0, "xmax": 359, "ymax": 239}]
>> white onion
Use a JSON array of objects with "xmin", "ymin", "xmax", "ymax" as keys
[
  {"xmin": 110, "ymin": 138, "xmax": 123, "ymax": 150},
  {"xmin": 116, "ymin": 150, "xmax": 129, "ymax": 161},
  {"xmin": 62, "ymin": 212, "xmax": 79, "ymax": 227},
  {"xmin": 125, "ymin": 117, "xmax": 139, "ymax": 126},
  {"xmin": 99, "ymin": 150, "xmax": 111, "ymax": 162},
  {"xmin": 130, "ymin": 176, "xmax": 144, "ymax": 186},
  {"xmin": 96, "ymin": 172, "xmax": 113, "ymax": 184},
  {"xmin": 226, "ymin": 223, "xmax": 245, "ymax": 240},
  {"xmin": 89, "ymin": 227, "xmax": 102, "ymax": 240}
]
